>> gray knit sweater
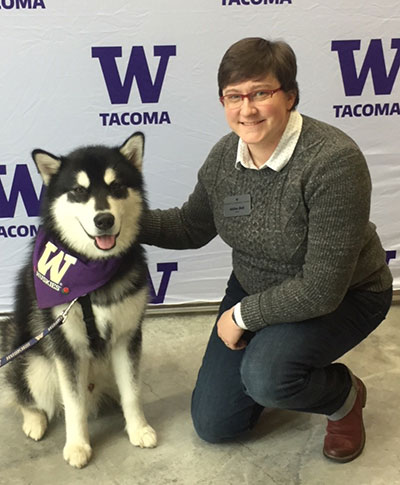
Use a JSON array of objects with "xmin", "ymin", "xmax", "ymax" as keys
[{"xmin": 140, "ymin": 115, "xmax": 392, "ymax": 331}]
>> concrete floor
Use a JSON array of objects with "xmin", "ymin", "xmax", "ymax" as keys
[{"xmin": 1, "ymin": 304, "xmax": 400, "ymax": 485}]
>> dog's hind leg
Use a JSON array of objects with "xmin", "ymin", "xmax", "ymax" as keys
[
  {"xmin": 56, "ymin": 357, "xmax": 92, "ymax": 469},
  {"xmin": 4, "ymin": 355, "xmax": 51, "ymax": 441},
  {"xmin": 111, "ymin": 330, "xmax": 157, "ymax": 449},
  {"xmin": 21, "ymin": 407, "xmax": 48, "ymax": 441}
]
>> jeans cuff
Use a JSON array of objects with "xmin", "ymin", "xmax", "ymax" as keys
[{"xmin": 326, "ymin": 371, "xmax": 357, "ymax": 421}]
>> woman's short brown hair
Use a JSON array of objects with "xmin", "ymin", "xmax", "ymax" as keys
[{"xmin": 217, "ymin": 37, "xmax": 299, "ymax": 109}]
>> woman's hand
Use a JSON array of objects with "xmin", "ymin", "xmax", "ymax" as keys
[{"xmin": 217, "ymin": 308, "xmax": 247, "ymax": 350}]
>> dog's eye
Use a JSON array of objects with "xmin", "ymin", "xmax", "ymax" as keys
[
  {"xmin": 109, "ymin": 182, "xmax": 127, "ymax": 197},
  {"xmin": 73, "ymin": 186, "xmax": 88, "ymax": 196}
]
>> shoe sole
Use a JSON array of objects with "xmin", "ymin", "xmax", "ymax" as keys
[{"xmin": 323, "ymin": 379, "xmax": 367, "ymax": 463}]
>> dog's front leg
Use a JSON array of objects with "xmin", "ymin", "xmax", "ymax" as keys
[
  {"xmin": 56, "ymin": 357, "xmax": 92, "ymax": 468},
  {"xmin": 111, "ymin": 335, "xmax": 157, "ymax": 449}
]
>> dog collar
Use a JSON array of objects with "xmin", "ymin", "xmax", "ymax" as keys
[{"xmin": 33, "ymin": 228, "xmax": 122, "ymax": 309}]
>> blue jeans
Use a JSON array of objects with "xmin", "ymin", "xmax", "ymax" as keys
[{"xmin": 191, "ymin": 273, "xmax": 392, "ymax": 443}]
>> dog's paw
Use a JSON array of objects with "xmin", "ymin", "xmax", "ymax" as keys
[
  {"xmin": 129, "ymin": 424, "xmax": 157, "ymax": 449},
  {"xmin": 63, "ymin": 442, "xmax": 92, "ymax": 469},
  {"xmin": 22, "ymin": 410, "xmax": 47, "ymax": 441}
]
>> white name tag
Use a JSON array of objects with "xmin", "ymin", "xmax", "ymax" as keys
[{"xmin": 223, "ymin": 194, "xmax": 251, "ymax": 217}]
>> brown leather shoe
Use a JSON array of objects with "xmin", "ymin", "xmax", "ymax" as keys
[{"xmin": 323, "ymin": 377, "xmax": 367, "ymax": 463}]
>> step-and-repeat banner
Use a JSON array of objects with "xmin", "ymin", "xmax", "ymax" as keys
[{"xmin": 1, "ymin": 0, "xmax": 399, "ymax": 312}]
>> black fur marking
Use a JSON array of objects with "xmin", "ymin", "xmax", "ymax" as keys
[
  {"xmin": 128, "ymin": 326, "xmax": 143, "ymax": 357},
  {"xmin": 1, "ymin": 313, "xmax": 36, "ymax": 407},
  {"xmin": 49, "ymin": 325, "xmax": 77, "ymax": 367},
  {"xmin": 5, "ymin": 357, "xmax": 35, "ymax": 406},
  {"xmin": 127, "ymin": 326, "xmax": 143, "ymax": 379},
  {"xmin": 93, "ymin": 187, "xmax": 111, "ymax": 211},
  {"xmin": 78, "ymin": 295, "xmax": 108, "ymax": 358},
  {"xmin": 109, "ymin": 182, "xmax": 128, "ymax": 199},
  {"xmin": 103, "ymin": 323, "xmax": 112, "ymax": 343},
  {"xmin": 67, "ymin": 186, "xmax": 90, "ymax": 204}
]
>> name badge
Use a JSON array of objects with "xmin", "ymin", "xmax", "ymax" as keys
[{"xmin": 223, "ymin": 194, "xmax": 251, "ymax": 217}]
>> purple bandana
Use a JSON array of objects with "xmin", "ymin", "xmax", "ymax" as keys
[{"xmin": 33, "ymin": 228, "xmax": 122, "ymax": 309}]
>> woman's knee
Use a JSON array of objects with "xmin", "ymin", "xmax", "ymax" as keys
[
  {"xmin": 191, "ymin": 388, "xmax": 256, "ymax": 443},
  {"xmin": 191, "ymin": 386, "xmax": 231, "ymax": 443},
  {"xmin": 240, "ymin": 350, "xmax": 304, "ymax": 408},
  {"xmin": 191, "ymin": 410, "xmax": 228, "ymax": 444}
]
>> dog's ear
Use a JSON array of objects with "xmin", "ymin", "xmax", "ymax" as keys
[
  {"xmin": 120, "ymin": 132, "xmax": 144, "ymax": 172},
  {"xmin": 32, "ymin": 150, "xmax": 62, "ymax": 186}
]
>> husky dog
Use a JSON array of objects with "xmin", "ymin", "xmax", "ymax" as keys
[{"xmin": 0, "ymin": 132, "xmax": 157, "ymax": 468}]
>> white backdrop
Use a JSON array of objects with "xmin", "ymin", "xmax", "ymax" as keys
[{"xmin": 1, "ymin": 0, "xmax": 399, "ymax": 312}]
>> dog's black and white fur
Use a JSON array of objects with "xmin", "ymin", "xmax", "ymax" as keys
[{"xmin": 0, "ymin": 132, "xmax": 157, "ymax": 468}]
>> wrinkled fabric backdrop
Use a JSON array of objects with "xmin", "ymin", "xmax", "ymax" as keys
[{"xmin": 0, "ymin": 0, "xmax": 399, "ymax": 312}]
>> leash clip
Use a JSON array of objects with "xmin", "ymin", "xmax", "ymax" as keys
[{"xmin": 59, "ymin": 298, "xmax": 78, "ymax": 324}]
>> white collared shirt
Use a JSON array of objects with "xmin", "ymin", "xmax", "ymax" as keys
[
  {"xmin": 235, "ymin": 110, "xmax": 303, "ymax": 172},
  {"xmin": 233, "ymin": 110, "xmax": 303, "ymax": 330}
]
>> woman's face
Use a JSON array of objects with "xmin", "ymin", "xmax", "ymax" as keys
[{"xmin": 222, "ymin": 74, "xmax": 296, "ymax": 154}]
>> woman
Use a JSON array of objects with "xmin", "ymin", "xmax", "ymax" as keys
[{"xmin": 140, "ymin": 38, "xmax": 393, "ymax": 462}]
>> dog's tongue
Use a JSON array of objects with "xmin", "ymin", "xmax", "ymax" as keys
[{"xmin": 95, "ymin": 235, "xmax": 116, "ymax": 250}]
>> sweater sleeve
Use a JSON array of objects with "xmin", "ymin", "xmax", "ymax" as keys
[
  {"xmin": 139, "ymin": 162, "xmax": 218, "ymax": 250},
  {"xmin": 240, "ymin": 146, "xmax": 373, "ymax": 331}
]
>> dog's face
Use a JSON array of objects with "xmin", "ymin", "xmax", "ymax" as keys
[{"xmin": 32, "ymin": 133, "xmax": 146, "ymax": 260}]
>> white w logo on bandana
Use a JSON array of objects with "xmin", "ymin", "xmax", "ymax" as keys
[
  {"xmin": 37, "ymin": 241, "xmax": 77, "ymax": 284},
  {"xmin": 34, "ymin": 230, "xmax": 121, "ymax": 309}
]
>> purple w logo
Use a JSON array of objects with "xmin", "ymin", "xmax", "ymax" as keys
[
  {"xmin": 91, "ymin": 45, "xmax": 177, "ymax": 104},
  {"xmin": 331, "ymin": 39, "xmax": 400, "ymax": 96},
  {"xmin": 0, "ymin": 165, "xmax": 43, "ymax": 218}
]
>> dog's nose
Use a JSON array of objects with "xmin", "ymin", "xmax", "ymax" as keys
[{"xmin": 94, "ymin": 213, "xmax": 115, "ymax": 231}]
